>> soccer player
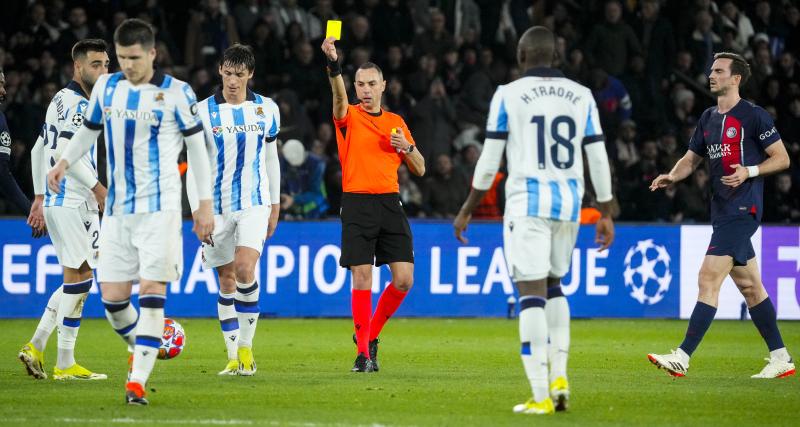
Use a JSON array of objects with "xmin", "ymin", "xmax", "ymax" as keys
[
  {"xmin": 321, "ymin": 36, "xmax": 426, "ymax": 373},
  {"xmin": 187, "ymin": 44, "xmax": 280, "ymax": 376},
  {"xmin": 647, "ymin": 52, "xmax": 794, "ymax": 379},
  {"xmin": 0, "ymin": 68, "xmax": 45, "ymax": 237},
  {"xmin": 47, "ymin": 19, "xmax": 215, "ymax": 405},
  {"xmin": 18, "ymin": 39, "xmax": 110, "ymax": 381},
  {"xmin": 454, "ymin": 26, "xmax": 615, "ymax": 414}
]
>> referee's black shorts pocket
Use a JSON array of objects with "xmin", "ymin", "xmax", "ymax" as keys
[{"xmin": 375, "ymin": 196, "xmax": 414, "ymax": 266}]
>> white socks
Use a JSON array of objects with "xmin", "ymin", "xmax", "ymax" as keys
[
  {"xmin": 217, "ymin": 291, "xmax": 239, "ymax": 360},
  {"xmin": 31, "ymin": 285, "xmax": 63, "ymax": 351},
  {"xmin": 519, "ymin": 296, "xmax": 549, "ymax": 403},
  {"xmin": 103, "ymin": 298, "xmax": 138, "ymax": 352},
  {"xmin": 235, "ymin": 281, "xmax": 260, "ymax": 349},
  {"xmin": 55, "ymin": 279, "xmax": 92, "ymax": 369},
  {"xmin": 545, "ymin": 295, "xmax": 570, "ymax": 381},
  {"xmin": 129, "ymin": 294, "xmax": 166, "ymax": 386},
  {"xmin": 770, "ymin": 347, "xmax": 791, "ymax": 362}
]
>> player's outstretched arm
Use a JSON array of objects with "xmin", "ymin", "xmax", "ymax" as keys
[
  {"xmin": 47, "ymin": 125, "xmax": 100, "ymax": 193},
  {"xmin": 265, "ymin": 136, "xmax": 281, "ymax": 238},
  {"xmin": 585, "ymin": 142, "xmax": 616, "ymax": 251},
  {"xmin": 321, "ymin": 37, "xmax": 347, "ymax": 120},
  {"xmin": 649, "ymin": 150, "xmax": 703, "ymax": 191},
  {"xmin": 185, "ymin": 131, "xmax": 214, "ymax": 243},
  {"xmin": 454, "ymin": 137, "xmax": 505, "ymax": 244},
  {"xmin": 721, "ymin": 139, "xmax": 790, "ymax": 188}
]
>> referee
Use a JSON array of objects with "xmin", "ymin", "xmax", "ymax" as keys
[{"xmin": 321, "ymin": 36, "xmax": 425, "ymax": 373}]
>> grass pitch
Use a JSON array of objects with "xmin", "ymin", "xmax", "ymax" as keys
[{"xmin": 0, "ymin": 318, "xmax": 798, "ymax": 426}]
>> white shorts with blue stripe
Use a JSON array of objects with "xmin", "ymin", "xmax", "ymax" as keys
[
  {"xmin": 43, "ymin": 203, "xmax": 100, "ymax": 269},
  {"xmin": 502, "ymin": 216, "xmax": 579, "ymax": 282},
  {"xmin": 97, "ymin": 210, "xmax": 183, "ymax": 283}
]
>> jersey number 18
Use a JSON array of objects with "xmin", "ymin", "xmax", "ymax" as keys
[{"xmin": 531, "ymin": 115, "xmax": 575, "ymax": 170}]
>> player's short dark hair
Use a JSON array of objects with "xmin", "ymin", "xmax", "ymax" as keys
[
  {"xmin": 221, "ymin": 44, "xmax": 255, "ymax": 72},
  {"xmin": 72, "ymin": 39, "xmax": 108, "ymax": 61},
  {"xmin": 714, "ymin": 52, "xmax": 751, "ymax": 85},
  {"xmin": 114, "ymin": 18, "xmax": 155, "ymax": 48},
  {"xmin": 357, "ymin": 62, "xmax": 383, "ymax": 79}
]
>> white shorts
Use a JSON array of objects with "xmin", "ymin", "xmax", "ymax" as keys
[
  {"xmin": 503, "ymin": 216, "xmax": 579, "ymax": 282},
  {"xmin": 202, "ymin": 205, "xmax": 270, "ymax": 268},
  {"xmin": 44, "ymin": 204, "xmax": 100, "ymax": 269},
  {"xmin": 97, "ymin": 210, "xmax": 183, "ymax": 283}
]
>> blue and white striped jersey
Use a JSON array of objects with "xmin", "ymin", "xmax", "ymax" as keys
[
  {"xmin": 197, "ymin": 90, "xmax": 280, "ymax": 214},
  {"xmin": 38, "ymin": 81, "xmax": 98, "ymax": 209},
  {"xmin": 83, "ymin": 71, "xmax": 202, "ymax": 216},
  {"xmin": 484, "ymin": 67, "xmax": 604, "ymax": 222}
]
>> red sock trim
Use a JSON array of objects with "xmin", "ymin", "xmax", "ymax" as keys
[
  {"xmin": 352, "ymin": 289, "xmax": 372, "ymax": 356},
  {"xmin": 369, "ymin": 283, "xmax": 408, "ymax": 341}
]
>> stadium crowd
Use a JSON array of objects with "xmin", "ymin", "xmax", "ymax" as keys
[{"xmin": 1, "ymin": 0, "xmax": 799, "ymax": 223}]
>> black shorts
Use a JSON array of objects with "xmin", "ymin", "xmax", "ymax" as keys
[
  {"xmin": 707, "ymin": 214, "xmax": 759, "ymax": 266},
  {"xmin": 339, "ymin": 192, "xmax": 414, "ymax": 268}
]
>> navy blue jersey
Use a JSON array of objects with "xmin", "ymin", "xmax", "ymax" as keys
[
  {"xmin": 688, "ymin": 100, "xmax": 781, "ymax": 222},
  {"xmin": 0, "ymin": 111, "xmax": 32, "ymax": 213}
]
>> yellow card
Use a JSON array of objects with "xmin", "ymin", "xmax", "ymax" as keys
[
  {"xmin": 391, "ymin": 127, "xmax": 398, "ymax": 134},
  {"xmin": 326, "ymin": 20, "xmax": 342, "ymax": 40}
]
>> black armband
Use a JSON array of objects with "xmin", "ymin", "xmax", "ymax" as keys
[{"xmin": 327, "ymin": 59, "xmax": 342, "ymax": 77}]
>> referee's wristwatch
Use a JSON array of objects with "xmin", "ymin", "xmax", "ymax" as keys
[{"xmin": 404, "ymin": 144, "xmax": 415, "ymax": 154}]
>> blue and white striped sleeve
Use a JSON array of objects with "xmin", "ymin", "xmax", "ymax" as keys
[
  {"xmin": 485, "ymin": 86, "xmax": 509, "ymax": 140},
  {"xmin": 175, "ymin": 82, "xmax": 203, "ymax": 137},
  {"xmin": 83, "ymin": 75, "xmax": 106, "ymax": 130},
  {"xmin": 59, "ymin": 98, "xmax": 90, "ymax": 140},
  {"xmin": 582, "ymin": 97, "xmax": 604, "ymax": 145}
]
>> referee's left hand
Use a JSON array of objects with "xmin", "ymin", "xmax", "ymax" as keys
[
  {"xmin": 721, "ymin": 164, "xmax": 749, "ymax": 188},
  {"xmin": 390, "ymin": 128, "xmax": 410, "ymax": 153},
  {"xmin": 453, "ymin": 211, "xmax": 472, "ymax": 244}
]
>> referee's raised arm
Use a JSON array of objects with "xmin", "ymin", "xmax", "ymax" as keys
[{"xmin": 321, "ymin": 37, "xmax": 347, "ymax": 120}]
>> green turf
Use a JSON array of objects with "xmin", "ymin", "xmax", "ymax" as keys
[{"xmin": 0, "ymin": 318, "xmax": 798, "ymax": 426}]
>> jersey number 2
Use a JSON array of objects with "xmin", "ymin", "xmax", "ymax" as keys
[{"xmin": 531, "ymin": 115, "xmax": 575, "ymax": 169}]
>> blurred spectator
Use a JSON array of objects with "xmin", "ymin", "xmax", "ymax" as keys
[
  {"xmin": 398, "ymin": 164, "xmax": 424, "ymax": 217},
  {"xmin": 633, "ymin": 0, "xmax": 676, "ymax": 92},
  {"xmin": 409, "ymin": 78, "xmax": 458, "ymax": 162},
  {"xmin": 268, "ymin": 0, "xmax": 321, "ymax": 41},
  {"xmin": 455, "ymin": 140, "xmax": 481, "ymax": 183},
  {"xmin": 675, "ymin": 168, "xmax": 710, "ymax": 222},
  {"xmin": 763, "ymin": 173, "xmax": 800, "ymax": 223},
  {"xmin": 423, "ymin": 154, "xmax": 468, "ymax": 219},
  {"xmin": 53, "ymin": 7, "xmax": 105, "ymax": 63},
  {"xmin": 561, "ymin": 48, "xmax": 590, "ymax": 85},
  {"xmin": 280, "ymin": 139, "xmax": 329, "ymax": 219},
  {"xmin": 669, "ymin": 87, "xmax": 697, "ymax": 128},
  {"xmin": 591, "ymin": 68, "xmax": 633, "ymax": 135},
  {"xmin": 383, "ymin": 76, "xmax": 415, "ymax": 120},
  {"xmin": 584, "ymin": 0, "xmax": 642, "ymax": 77},
  {"xmin": 719, "ymin": 1, "xmax": 753, "ymax": 53},
  {"xmin": 233, "ymin": 0, "xmax": 268, "ymax": 40},
  {"xmin": 372, "ymin": 0, "xmax": 415, "ymax": 52},
  {"xmin": 608, "ymin": 120, "xmax": 640, "ymax": 180},
  {"xmin": 284, "ymin": 42, "xmax": 326, "ymax": 112},
  {"xmin": 275, "ymin": 90, "xmax": 314, "ymax": 147},
  {"xmin": 413, "ymin": 9, "xmax": 455, "ymax": 58},
  {"xmin": 340, "ymin": 15, "xmax": 373, "ymax": 55},
  {"xmin": 185, "ymin": 0, "xmax": 240, "ymax": 68},
  {"xmin": 687, "ymin": 10, "xmax": 721, "ymax": 75},
  {"xmin": 250, "ymin": 20, "xmax": 284, "ymax": 93}
]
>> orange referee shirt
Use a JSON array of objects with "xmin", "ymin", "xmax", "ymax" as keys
[{"xmin": 334, "ymin": 104, "xmax": 416, "ymax": 194}]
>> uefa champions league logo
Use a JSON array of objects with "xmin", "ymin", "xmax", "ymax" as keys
[{"xmin": 623, "ymin": 239, "xmax": 672, "ymax": 305}]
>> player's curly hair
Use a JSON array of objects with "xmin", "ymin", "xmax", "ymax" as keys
[
  {"xmin": 221, "ymin": 44, "xmax": 255, "ymax": 72},
  {"xmin": 714, "ymin": 52, "xmax": 751, "ymax": 85},
  {"xmin": 114, "ymin": 18, "xmax": 155, "ymax": 49}
]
